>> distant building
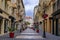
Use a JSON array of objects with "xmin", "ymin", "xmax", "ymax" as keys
[
  {"xmin": 34, "ymin": 5, "xmax": 39, "ymax": 23},
  {"xmin": 25, "ymin": 16, "xmax": 33, "ymax": 27}
]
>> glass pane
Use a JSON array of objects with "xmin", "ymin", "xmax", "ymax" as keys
[{"xmin": 58, "ymin": 19, "xmax": 60, "ymax": 36}]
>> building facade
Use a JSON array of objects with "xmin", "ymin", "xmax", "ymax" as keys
[
  {"xmin": 34, "ymin": 0, "xmax": 60, "ymax": 36},
  {"xmin": 17, "ymin": 0, "xmax": 25, "ymax": 30},
  {"xmin": 52, "ymin": 0, "xmax": 60, "ymax": 36},
  {"xmin": 34, "ymin": 5, "xmax": 39, "ymax": 23},
  {"xmin": 0, "ymin": 0, "xmax": 25, "ymax": 35}
]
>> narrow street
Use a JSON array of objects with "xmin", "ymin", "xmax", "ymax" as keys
[
  {"xmin": 0, "ymin": 0, "xmax": 60, "ymax": 40},
  {"xmin": 0, "ymin": 28, "xmax": 60, "ymax": 40}
]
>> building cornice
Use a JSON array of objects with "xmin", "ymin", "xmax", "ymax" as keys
[
  {"xmin": 0, "ymin": 8, "xmax": 9, "ymax": 16},
  {"xmin": 21, "ymin": 0, "xmax": 24, "ymax": 8}
]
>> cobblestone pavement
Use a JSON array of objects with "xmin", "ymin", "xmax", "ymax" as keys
[{"xmin": 0, "ymin": 28, "xmax": 60, "ymax": 40}]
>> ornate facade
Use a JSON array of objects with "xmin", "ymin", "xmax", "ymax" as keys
[
  {"xmin": 34, "ymin": 0, "xmax": 60, "ymax": 36},
  {"xmin": 0, "ymin": 0, "xmax": 25, "ymax": 35}
]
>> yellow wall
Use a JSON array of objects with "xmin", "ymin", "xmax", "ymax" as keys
[
  {"xmin": 35, "ymin": 0, "xmax": 54, "ymax": 33},
  {"xmin": 0, "ymin": 0, "xmax": 25, "ymax": 35}
]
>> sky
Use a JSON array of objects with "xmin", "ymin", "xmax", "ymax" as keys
[{"xmin": 23, "ymin": 0, "xmax": 39, "ymax": 19}]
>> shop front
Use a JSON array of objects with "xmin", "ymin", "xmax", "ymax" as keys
[
  {"xmin": 0, "ymin": 16, "xmax": 3, "ymax": 34},
  {"xmin": 4, "ymin": 19, "xmax": 9, "ymax": 33},
  {"xmin": 58, "ymin": 19, "xmax": 60, "ymax": 36},
  {"xmin": 52, "ymin": 9, "xmax": 60, "ymax": 36},
  {"xmin": 49, "ymin": 17, "xmax": 53, "ymax": 34}
]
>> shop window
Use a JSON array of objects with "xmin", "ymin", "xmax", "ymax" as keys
[
  {"xmin": 4, "ymin": 19, "xmax": 8, "ymax": 33},
  {"xmin": 54, "ymin": 20, "xmax": 56, "ymax": 35},
  {"xmin": 0, "ymin": 19, "xmax": 2, "ymax": 34},
  {"xmin": 58, "ymin": 19, "xmax": 60, "ymax": 36},
  {"xmin": 53, "ymin": 3, "xmax": 57, "ymax": 12},
  {"xmin": 57, "ymin": 0, "xmax": 60, "ymax": 9}
]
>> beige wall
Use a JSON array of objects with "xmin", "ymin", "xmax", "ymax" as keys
[
  {"xmin": 0, "ymin": 0, "xmax": 25, "ymax": 35},
  {"xmin": 34, "ymin": 0, "xmax": 55, "ymax": 33}
]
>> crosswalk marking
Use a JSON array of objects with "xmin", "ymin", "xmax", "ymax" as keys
[
  {"xmin": 16, "ymin": 36, "xmax": 44, "ymax": 39},
  {"xmin": 21, "ymin": 33, "xmax": 38, "ymax": 34}
]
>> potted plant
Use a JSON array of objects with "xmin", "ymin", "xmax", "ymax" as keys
[
  {"xmin": 35, "ymin": 23, "xmax": 39, "ymax": 33},
  {"xmin": 35, "ymin": 26, "xmax": 39, "ymax": 33},
  {"xmin": 8, "ymin": 27, "xmax": 16, "ymax": 38},
  {"xmin": 36, "ymin": 29, "xmax": 39, "ymax": 33}
]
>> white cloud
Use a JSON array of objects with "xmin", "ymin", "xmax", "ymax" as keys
[
  {"xmin": 24, "ymin": 0, "xmax": 39, "ymax": 11},
  {"xmin": 28, "ymin": 0, "xmax": 39, "ymax": 5},
  {"xmin": 25, "ymin": 5, "xmax": 34, "ymax": 11},
  {"xmin": 23, "ymin": 0, "xmax": 39, "ymax": 5},
  {"xmin": 23, "ymin": 0, "xmax": 39, "ymax": 18}
]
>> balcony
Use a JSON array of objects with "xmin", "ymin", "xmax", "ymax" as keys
[
  {"xmin": 52, "ymin": 0, "xmax": 60, "ymax": 16},
  {"xmin": 57, "ymin": 0, "xmax": 60, "ymax": 10}
]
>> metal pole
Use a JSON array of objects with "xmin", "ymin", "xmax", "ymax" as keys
[
  {"xmin": 43, "ymin": 20, "xmax": 46, "ymax": 38},
  {"xmin": 43, "ymin": 2, "xmax": 46, "ymax": 38}
]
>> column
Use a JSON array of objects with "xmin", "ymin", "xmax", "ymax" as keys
[
  {"xmin": 47, "ymin": 18, "xmax": 50, "ymax": 33},
  {"xmin": 1, "ymin": 19, "xmax": 5, "ymax": 34}
]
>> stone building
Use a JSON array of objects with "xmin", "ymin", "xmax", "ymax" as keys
[
  {"xmin": 34, "ymin": 0, "xmax": 60, "ymax": 36},
  {"xmin": 0, "ymin": 0, "xmax": 25, "ymax": 35}
]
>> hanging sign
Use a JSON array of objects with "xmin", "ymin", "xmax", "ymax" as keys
[{"xmin": 42, "ymin": 14, "xmax": 48, "ymax": 19}]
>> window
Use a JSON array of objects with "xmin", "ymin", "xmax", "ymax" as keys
[
  {"xmin": 4, "ymin": 19, "xmax": 8, "ymax": 33},
  {"xmin": 53, "ymin": 3, "xmax": 55, "ymax": 12},
  {"xmin": 58, "ymin": 19, "xmax": 60, "ymax": 36},
  {"xmin": 57, "ymin": 0, "xmax": 60, "ymax": 9},
  {"xmin": 18, "ymin": 0, "xmax": 20, "ymax": 4}
]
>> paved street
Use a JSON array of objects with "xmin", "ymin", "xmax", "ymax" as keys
[{"xmin": 0, "ymin": 28, "xmax": 60, "ymax": 40}]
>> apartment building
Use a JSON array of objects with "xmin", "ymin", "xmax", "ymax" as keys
[
  {"xmin": 35, "ymin": 0, "xmax": 60, "ymax": 36},
  {"xmin": 0, "ymin": 0, "xmax": 25, "ymax": 35},
  {"xmin": 51, "ymin": 0, "xmax": 60, "ymax": 36},
  {"xmin": 41, "ymin": 0, "xmax": 60, "ymax": 36},
  {"xmin": 16, "ymin": 0, "xmax": 25, "ymax": 30},
  {"xmin": 0, "ymin": 0, "xmax": 11, "ymax": 34},
  {"xmin": 34, "ymin": 5, "xmax": 39, "ymax": 23}
]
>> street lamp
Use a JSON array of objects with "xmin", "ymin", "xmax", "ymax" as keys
[{"xmin": 42, "ymin": 2, "xmax": 48, "ymax": 38}]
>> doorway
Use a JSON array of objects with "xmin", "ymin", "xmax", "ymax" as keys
[{"xmin": 0, "ymin": 19, "xmax": 3, "ymax": 34}]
